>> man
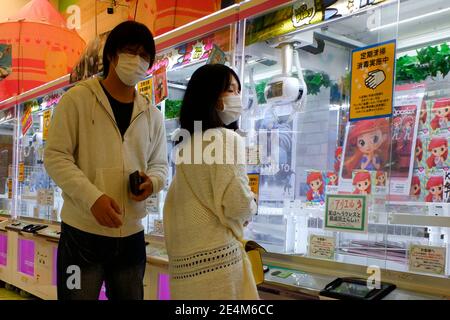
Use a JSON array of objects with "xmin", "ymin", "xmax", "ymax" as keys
[{"xmin": 44, "ymin": 21, "xmax": 168, "ymax": 300}]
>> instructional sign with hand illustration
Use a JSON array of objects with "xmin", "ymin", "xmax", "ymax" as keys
[{"xmin": 350, "ymin": 40, "xmax": 396, "ymax": 121}]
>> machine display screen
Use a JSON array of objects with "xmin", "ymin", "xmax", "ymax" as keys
[
  {"xmin": 328, "ymin": 282, "xmax": 372, "ymax": 298},
  {"xmin": 266, "ymin": 81, "xmax": 283, "ymax": 99}
]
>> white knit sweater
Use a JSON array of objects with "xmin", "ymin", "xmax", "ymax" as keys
[{"xmin": 163, "ymin": 128, "xmax": 259, "ymax": 300}]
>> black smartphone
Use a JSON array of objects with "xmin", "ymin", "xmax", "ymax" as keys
[{"xmin": 130, "ymin": 170, "xmax": 144, "ymax": 196}]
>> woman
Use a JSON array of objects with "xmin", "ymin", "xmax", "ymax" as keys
[{"xmin": 163, "ymin": 64, "xmax": 258, "ymax": 300}]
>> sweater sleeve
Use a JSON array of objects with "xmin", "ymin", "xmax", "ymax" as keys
[
  {"xmin": 44, "ymin": 93, "xmax": 104, "ymax": 211},
  {"xmin": 146, "ymin": 108, "xmax": 168, "ymax": 194},
  {"xmin": 221, "ymin": 163, "xmax": 257, "ymax": 222}
]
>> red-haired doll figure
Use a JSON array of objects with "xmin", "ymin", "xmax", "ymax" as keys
[
  {"xmin": 392, "ymin": 117, "xmax": 402, "ymax": 140},
  {"xmin": 306, "ymin": 172, "xmax": 325, "ymax": 202},
  {"xmin": 327, "ymin": 172, "xmax": 338, "ymax": 186},
  {"xmin": 402, "ymin": 116, "xmax": 414, "ymax": 142},
  {"xmin": 375, "ymin": 171, "xmax": 386, "ymax": 186},
  {"xmin": 419, "ymin": 100, "xmax": 427, "ymax": 126},
  {"xmin": 430, "ymin": 98, "xmax": 450, "ymax": 131},
  {"xmin": 344, "ymin": 118, "xmax": 390, "ymax": 177},
  {"xmin": 426, "ymin": 137, "xmax": 448, "ymax": 169},
  {"xmin": 334, "ymin": 147, "xmax": 342, "ymax": 173},
  {"xmin": 415, "ymin": 138, "xmax": 423, "ymax": 163},
  {"xmin": 410, "ymin": 176, "xmax": 421, "ymax": 197},
  {"xmin": 425, "ymin": 176, "xmax": 443, "ymax": 202},
  {"xmin": 353, "ymin": 171, "xmax": 371, "ymax": 195}
]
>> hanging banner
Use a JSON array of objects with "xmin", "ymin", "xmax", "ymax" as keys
[
  {"xmin": 409, "ymin": 245, "xmax": 446, "ymax": 275},
  {"xmin": 21, "ymin": 104, "xmax": 33, "ymax": 136},
  {"xmin": 324, "ymin": 194, "xmax": 368, "ymax": 233},
  {"xmin": 150, "ymin": 28, "xmax": 231, "ymax": 73},
  {"xmin": 350, "ymin": 40, "xmax": 396, "ymax": 120},
  {"xmin": 245, "ymin": 0, "xmax": 388, "ymax": 46},
  {"xmin": 153, "ymin": 67, "xmax": 168, "ymax": 106},
  {"xmin": 43, "ymin": 110, "xmax": 52, "ymax": 141}
]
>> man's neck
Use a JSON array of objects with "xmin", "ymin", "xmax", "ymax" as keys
[{"xmin": 101, "ymin": 73, "xmax": 135, "ymax": 103}]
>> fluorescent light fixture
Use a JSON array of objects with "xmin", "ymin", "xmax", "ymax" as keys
[{"xmin": 370, "ymin": 7, "xmax": 450, "ymax": 32}]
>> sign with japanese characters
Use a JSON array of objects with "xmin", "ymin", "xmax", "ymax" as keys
[
  {"xmin": 7, "ymin": 178, "xmax": 12, "ymax": 199},
  {"xmin": 42, "ymin": 110, "xmax": 52, "ymax": 141},
  {"xmin": 21, "ymin": 104, "xmax": 33, "ymax": 136},
  {"xmin": 350, "ymin": 40, "xmax": 396, "ymax": 120},
  {"xmin": 18, "ymin": 162, "xmax": 24, "ymax": 182},
  {"xmin": 324, "ymin": 194, "xmax": 368, "ymax": 233},
  {"xmin": 137, "ymin": 78, "xmax": 153, "ymax": 101},
  {"xmin": 409, "ymin": 245, "xmax": 446, "ymax": 275},
  {"xmin": 308, "ymin": 235, "xmax": 335, "ymax": 260},
  {"xmin": 248, "ymin": 173, "xmax": 260, "ymax": 199},
  {"xmin": 245, "ymin": 0, "xmax": 388, "ymax": 46}
]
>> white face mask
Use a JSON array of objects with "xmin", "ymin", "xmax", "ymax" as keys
[
  {"xmin": 218, "ymin": 95, "xmax": 243, "ymax": 125},
  {"xmin": 114, "ymin": 53, "xmax": 149, "ymax": 86}
]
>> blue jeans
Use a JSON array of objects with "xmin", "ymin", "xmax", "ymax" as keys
[{"xmin": 57, "ymin": 222, "xmax": 146, "ymax": 300}]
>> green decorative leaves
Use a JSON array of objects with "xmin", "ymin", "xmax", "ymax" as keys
[{"xmin": 396, "ymin": 43, "xmax": 450, "ymax": 82}]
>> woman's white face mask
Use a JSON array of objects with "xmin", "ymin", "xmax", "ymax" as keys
[
  {"xmin": 114, "ymin": 53, "xmax": 149, "ymax": 86},
  {"xmin": 218, "ymin": 95, "xmax": 243, "ymax": 125}
]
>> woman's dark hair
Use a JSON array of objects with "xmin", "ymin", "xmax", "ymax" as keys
[
  {"xmin": 179, "ymin": 64, "xmax": 241, "ymax": 134},
  {"xmin": 102, "ymin": 21, "xmax": 156, "ymax": 77}
]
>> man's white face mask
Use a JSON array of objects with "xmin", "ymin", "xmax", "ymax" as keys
[{"xmin": 114, "ymin": 53, "xmax": 149, "ymax": 86}]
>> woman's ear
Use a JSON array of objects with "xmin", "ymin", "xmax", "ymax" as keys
[{"xmin": 217, "ymin": 97, "xmax": 224, "ymax": 111}]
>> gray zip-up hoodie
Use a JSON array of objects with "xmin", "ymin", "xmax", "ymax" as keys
[{"xmin": 44, "ymin": 78, "xmax": 168, "ymax": 237}]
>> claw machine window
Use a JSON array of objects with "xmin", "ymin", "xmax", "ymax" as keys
[
  {"xmin": 239, "ymin": 0, "xmax": 424, "ymax": 274},
  {"xmin": 142, "ymin": 24, "xmax": 236, "ymax": 235},
  {"xmin": 16, "ymin": 89, "xmax": 66, "ymax": 222},
  {"xmin": 0, "ymin": 106, "xmax": 16, "ymax": 218}
]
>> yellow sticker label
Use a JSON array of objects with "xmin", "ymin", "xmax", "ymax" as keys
[
  {"xmin": 350, "ymin": 40, "xmax": 396, "ymax": 120},
  {"xmin": 18, "ymin": 162, "xmax": 24, "ymax": 182},
  {"xmin": 43, "ymin": 110, "xmax": 52, "ymax": 141},
  {"xmin": 248, "ymin": 174, "xmax": 260, "ymax": 198}
]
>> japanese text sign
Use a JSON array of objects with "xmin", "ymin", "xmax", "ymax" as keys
[
  {"xmin": 350, "ymin": 40, "xmax": 396, "ymax": 121},
  {"xmin": 325, "ymin": 194, "xmax": 368, "ymax": 233},
  {"xmin": 409, "ymin": 245, "xmax": 446, "ymax": 275},
  {"xmin": 308, "ymin": 235, "xmax": 335, "ymax": 260}
]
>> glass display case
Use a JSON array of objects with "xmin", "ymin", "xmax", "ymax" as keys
[
  {"xmin": 0, "ymin": 106, "xmax": 16, "ymax": 217},
  {"xmin": 14, "ymin": 88, "xmax": 68, "ymax": 222},
  {"xmin": 239, "ymin": 0, "xmax": 450, "ymax": 278},
  {"xmin": 142, "ymin": 24, "xmax": 238, "ymax": 235}
]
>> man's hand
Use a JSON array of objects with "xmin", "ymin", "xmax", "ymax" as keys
[
  {"xmin": 130, "ymin": 172, "xmax": 153, "ymax": 202},
  {"xmin": 90, "ymin": 194, "xmax": 123, "ymax": 228}
]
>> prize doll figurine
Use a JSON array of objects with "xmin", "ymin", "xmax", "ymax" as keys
[
  {"xmin": 334, "ymin": 147, "xmax": 342, "ymax": 173},
  {"xmin": 376, "ymin": 171, "xmax": 386, "ymax": 186},
  {"xmin": 353, "ymin": 171, "xmax": 371, "ymax": 195},
  {"xmin": 327, "ymin": 172, "xmax": 338, "ymax": 186},
  {"xmin": 410, "ymin": 176, "xmax": 421, "ymax": 198},
  {"xmin": 426, "ymin": 137, "xmax": 448, "ymax": 169},
  {"xmin": 392, "ymin": 117, "xmax": 402, "ymax": 140},
  {"xmin": 344, "ymin": 118, "xmax": 390, "ymax": 176},
  {"xmin": 415, "ymin": 138, "xmax": 423, "ymax": 164},
  {"xmin": 430, "ymin": 98, "xmax": 450, "ymax": 131},
  {"xmin": 306, "ymin": 172, "xmax": 325, "ymax": 202},
  {"xmin": 425, "ymin": 176, "xmax": 443, "ymax": 202},
  {"xmin": 419, "ymin": 100, "xmax": 427, "ymax": 126},
  {"xmin": 402, "ymin": 116, "xmax": 414, "ymax": 142}
]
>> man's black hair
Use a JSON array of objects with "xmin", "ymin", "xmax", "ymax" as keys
[
  {"xmin": 102, "ymin": 21, "xmax": 156, "ymax": 77},
  {"xmin": 179, "ymin": 64, "xmax": 241, "ymax": 135}
]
